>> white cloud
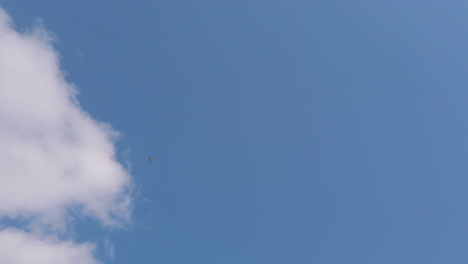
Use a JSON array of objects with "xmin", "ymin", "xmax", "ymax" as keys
[
  {"xmin": 0, "ymin": 228, "xmax": 99, "ymax": 264},
  {"xmin": 0, "ymin": 6, "xmax": 133, "ymax": 263}
]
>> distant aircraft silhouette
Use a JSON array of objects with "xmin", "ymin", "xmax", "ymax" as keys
[{"xmin": 148, "ymin": 156, "xmax": 153, "ymax": 163}]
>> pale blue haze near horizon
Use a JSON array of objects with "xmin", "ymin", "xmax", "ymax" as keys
[{"xmin": 3, "ymin": 1, "xmax": 468, "ymax": 263}]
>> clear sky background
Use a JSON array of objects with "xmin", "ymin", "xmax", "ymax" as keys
[{"xmin": 2, "ymin": 1, "xmax": 468, "ymax": 263}]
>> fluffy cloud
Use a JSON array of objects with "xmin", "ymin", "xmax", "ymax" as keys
[
  {"xmin": 0, "ymin": 6, "xmax": 132, "ymax": 263},
  {"xmin": 0, "ymin": 229, "xmax": 99, "ymax": 264}
]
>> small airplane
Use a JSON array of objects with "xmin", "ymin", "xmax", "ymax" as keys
[{"xmin": 148, "ymin": 156, "xmax": 153, "ymax": 163}]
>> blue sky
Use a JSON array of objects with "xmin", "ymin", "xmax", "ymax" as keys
[{"xmin": 2, "ymin": 1, "xmax": 468, "ymax": 263}]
